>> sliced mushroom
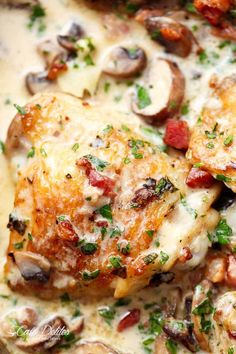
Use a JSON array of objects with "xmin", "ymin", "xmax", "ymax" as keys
[
  {"xmin": 25, "ymin": 71, "xmax": 53, "ymax": 95},
  {"xmin": 103, "ymin": 46, "xmax": 147, "ymax": 78},
  {"xmin": 144, "ymin": 16, "xmax": 194, "ymax": 57},
  {"xmin": 132, "ymin": 58, "xmax": 185, "ymax": 122},
  {"xmin": 16, "ymin": 316, "xmax": 66, "ymax": 351},
  {"xmin": 14, "ymin": 251, "xmax": 51, "ymax": 283},
  {"xmin": 0, "ymin": 307, "xmax": 38, "ymax": 339},
  {"xmin": 163, "ymin": 317, "xmax": 199, "ymax": 352},
  {"xmin": 74, "ymin": 341, "xmax": 120, "ymax": 354},
  {"xmin": 0, "ymin": 0, "xmax": 38, "ymax": 7},
  {"xmin": 57, "ymin": 22, "xmax": 84, "ymax": 52}
]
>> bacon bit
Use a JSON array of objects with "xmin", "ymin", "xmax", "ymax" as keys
[
  {"xmin": 56, "ymin": 220, "xmax": 78, "ymax": 242},
  {"xmin": 164, "ymin": 119, "xmax": 190, "ymax": 150},
  {"xmin": 205, "ymin": 253, "xmax": 227, "ymax": 283},
  {"xmin": 47, "ymin": 57, "xmax": 68, "ymax": 81},
  {"xmin": 131, "ymin": 187, "xmax": 156, "ymax": 208},
  {"xmin": 78, "ymin": 158, "xmax": 116, "ymax": 197},
  {"xmin": 178, "ymin": 247, "xmax": 193, "ymax": 263},
  {"xmin": 186, "ymin": 168, "xmax": 214, "ymax": 188},
  {"xmin": 96, "ymin": 220, "xmax": 109, "ymax": 228},
  {"xmin": 194, "ymin": 0, "xmax": 231, "ymax": 26},
  {"xmin": 225, "ymin": 254, "xmax": 236, "ymax": 287},
  {"xmin": 117, "ymin": 309, "xmax": 141, "ymax": 332}
]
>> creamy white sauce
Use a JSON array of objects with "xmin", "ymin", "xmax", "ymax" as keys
[{"xmin": 1, "ymin": 1, "xmax": 236, "ymax": 353}]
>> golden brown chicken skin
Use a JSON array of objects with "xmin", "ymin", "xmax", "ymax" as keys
[
  {"xmin": 187, "ymin": 75, "xmax": 236, "ymax": 193},
  {"xmin": 5, "ymin": 93, "xmax": 220, "ymax": 299}
]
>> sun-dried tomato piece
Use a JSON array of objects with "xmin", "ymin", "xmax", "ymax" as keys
[
  {"xmin": 164, "ymin": 119, "xmax": 190, "ymax": 150},
  {"xmin": 194, "ymin": 0, "xmax": 231, "ymax": 26},
  {"xmin": 117, "ymin": 309, "xmax": 141, "ymax": 332},
  {"xmin": 186, "ymin": 167, "xmax": 214, "ymax": 188}
]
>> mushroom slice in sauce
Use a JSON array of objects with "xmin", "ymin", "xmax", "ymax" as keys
[
  {"xmin": 0, "ymin": 340, "xmax": 10, "ymax": 354},
  {"xmin": 25, "ymin": 71, "xmax": 53, "ymax": 95},
  {"xmin": 143, "ymin": 16, "xmax": 194, "ymax": 58},
  {"xmin": 0, "ymin": 0, "xmax": 38, "ymax": 7},
  {"xmin": 103, "ymin": 46, "xmax": 147, "ymax": 78},
  {"xmin": 0, "ymin": 307, "xmax": 38, "ymax": 339},
  {"xmin": 74, "ymin": 341, "xmax": 120, "ymax": 353},
  {"xmin": 132, "ymin": 58, "xmax": 185, "ymax": 122},
  {"xmin": 57, "ymin": 22, "xmax": 84, "ymax": 51},
  {"xmin": 16, "ymin": 316, "xmax": 66, "ymax": 351},
  {"xmin": 14, "ymin": 251, "xmax": 51, "ymax": 283}
]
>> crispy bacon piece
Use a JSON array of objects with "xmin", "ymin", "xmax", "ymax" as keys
[
  {"xmin": 225, "ymin": 254, "xmax": 236, "ymax": 287},
  {"xmin": 47, "ymin": 56, "xmax": 68, "ymax": 81},
  {"xmin": 131, "ymin": 186, "xmax": 157, "ymax": 208},
  {"xmin": 56, "ymin": 219, "xmax": 78, "ymax": 242},
  {"xmin": 186, "ymin": 168, "xmax": 214, "ymax": 188},
  {"xmin": 78, "ymin": 158, "xmax": 115, "ymax": 197},
  {"xmin": 178, "ymin": 247, "xmax": 193, "ymax": 263},
  {"xmin": 117, "ymin": 309, "xmax": 141, "ymax": 332},
  {"xmin": 194, "ymin": 0, "xmax": 231, "ymax": 26},
  {"xmin": 164, "ymin": 119, "xmax": 190, "ymax": 150}
]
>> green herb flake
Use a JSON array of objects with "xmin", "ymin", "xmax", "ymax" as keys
[
  {"xmin": 0, "ymin": 141, "xmax": 5, "ymax": 154},
  {"xmin": 98, "ymin": 306, "xmax": 115, "ymax": 323},
  {"xmin": 72, "ymin": 143, "xmax": 80, "ymax": 152},
  {"xmin": 84, "ymin": 154, "xmax": 109, "ymax": 171},
  {"xmin": 98, "ymin": 204, "xmax": 113, "ymax": 222},
  {"xmin": 104, "ymin": 82, "xmax": 111, "ymax": 93},
  {"xmin": 206, "ymin": 142, "xmax": 215, "ymax": 149},
  {"xmin": 28, "ymin": 232, "xmax": 33, "ymax": 241},
  {"xmin": 80, "ymin": 242, "xmax": 98, "ymax": 255},
  {"xmin": 14, "ymin": 242, "xmax": 24, "ymax": 250},
  {"xmin": 165, "ymin": 338, "xmax": 178, "ymax": 354},
  {"xmin": 84, "ymin": 54, "xmax": 94, "ymax": 66},
  {"xmin": 40, "ymin": 147, "xmax": 47, "ymax": 157},
  {"xmin": 114, "ymin": 298, "xmax": 131, "ymax": 307},
  {"xmin": 14, "ymin": 104, "xmax": 26, "ymax": 115},
  {"xmin": 160, "ymin": 251, "xmax": 169, "ymax": 265},
  {"xmin": 82, "ymin": 269, "xmax": 100, "ymax": 281},
  {"xmin": 10, "ymin": 319, "xmax": 28, "ymax": 342},
  {"xmin": 216, "ymin": 174, "xmax": 232, "ymax": 182},
  {"xmin": 215, "ymin": 218, "xmax": 232, "ymax": 245},
  {"xmin": 136, "ymin": 85, "xmax": 152, "ymax": 109},
  {"xmin": 145, "ymin": 230, "xmax": 154, "ymax": 238},
  {"xmin": 228, "ymin": 348, "xmax": 234, "ymax": 354},
  {"xmin": 109, "ymin": 256, "xmax": 122, "ymax": 269},
  {"xmin": 181, "ymin": 102, "xmax": 189, "ymax": 115},
  {"xmin": 27, "ymin": 146, "xmax": 35, "ymax": 158},
  {"xmin": 224, "ymin": 135, "xmax": 234, "ymax": 146}
]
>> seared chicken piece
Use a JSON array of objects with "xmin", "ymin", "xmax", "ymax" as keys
[
  {"xmin": 187, "ymin": 75, "xmax": 236, "ymax": 193},
  {"xmin": 5, "ymin": 93, "xmax": 220, "ymax": 299}
]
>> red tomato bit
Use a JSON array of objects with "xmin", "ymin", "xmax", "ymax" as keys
[
  {"xmin": 164, "ymin": 119, "xmax": 190, "ymax": 150},
  {"xmin": 186, "ymin": 167, "xmax": 214, "ymax": 188},
  {"xmin": 117, "ymin": 309, "xmax": 141, "ymax": 332}
]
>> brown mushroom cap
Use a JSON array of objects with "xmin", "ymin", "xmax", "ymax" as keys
[
  {"xmin": 57, "ymin": 22, "xmax": 84, "ymax": 52},
  {"xmin": 14, "ymin": 251, "xmax": 51, "ymax": 283},
  {"xmin": 0, "ymin": 0, "xmax": 38, "ymax": 8},
  {"xmin": 25, "ymin": 71, "xmax": 53, "ymax": 95},
  {"xmin": 0, "ymin": 340, "xmax": 10, "ymax": 354},
  {"xmin": 144, "ymin": 16, "xmax": 194, "ymax": 58},
  {"xmin": 16, "ymin": 316, "xmax": 67, "ymax": 351},
  {"xmin": 74, "ymin": 341, "xmax": 120, "ymax": 354},
  {"xmin": 37, "ymin": 39, "xmax": 65, "ymax": 67},
  {"xmin": 103, "ymin": 46, "xmax": 147, "ymax": 78},
  {"xmin": 132, "ymin": 58, "xmax": 185, "ymax": 122}
]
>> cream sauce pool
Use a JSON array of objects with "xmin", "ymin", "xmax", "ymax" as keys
[{"xmin": 0, "ymin": 1, "xmax": 236, "ymax": 353}]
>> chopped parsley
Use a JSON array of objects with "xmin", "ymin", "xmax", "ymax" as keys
[
  {"xmin": 82, "ymin": 269, "xmax": 100, "ymax": 281},
  {"xmin": 27, "ymin": 146, "xmax": 35, "ymax": 158},
  {"xmin": 40, "ymin": 147, "xmax": 47, "ymax": 157},
  {"xmin": 84, "ymin": 54, "xmax": 94, "ymax": 66},
  {"xmin": 180, "ymin": 195, "xmax": 198, "ymax": 219},
  {"xmin": 104, "ymin": 82, "xmax": 111, "ymax": 93},
  {"xmin": 0, "ymin": 141, "xmax": 5, "ymax": 154},
  {"xmin": 80, "ymin": 242, "xmax": 98, "ymax": 255},
  {"xmin": 98, "ymin": 306, "xmax": 115, "ymax": 324},
  {"xmin": 165, "ymin": 338, "xmax": 178, "ymax": 354},
  {"xmin": 72, "ymin": 143, "xmax": 80, "ymax": 152},
  {"xmin": 136, "ymin": 84, "xmax": 152, "ymax": 109},
  {"xmin": 216, "ymin": 174, "xmax": 232, "ymax": 182},
  {"xmin": 118, "ymin": 242, "xmax": 131, "ymax": 255},
  {"xmin": 109, "ymin": 256, "xmax": 122, "ymax": 269},
  {"xmin": 224, "ymin": 135, "xmax": 234, "ymax": 146},
  {"xmin": 145, "ymin": 230, "xmax": 154, "ymax": 238},
  {"xmin": 10, "ymin": 319, "xmax": 28, "ymax": 342},
  {"xmin": 84, "ymin": 154, "xmax": 109, "ymax": 171},
  {"xmin": 212, "ymin": 218, "xmax": 233, "ymax": 245},
  {"xmin": 160, "ymin": 251, "xmax": 169, "ymax": 265},
  {"xmin": 114, "ymin": 297, "xmax": 131, "ymax": 307},
  {"xmin": 28, "ymin": 4, "xmax": 46, "ymax": 33},
  {"xmin": 181, "ymin": 102, "xmax": 189, "ymax": 115},
  {"xmin": 60, "ymin": 292, "xmax": 70, "ymax": 302},
  {"xmin": 14, "ymin": 104, "xmax": 26, "ymax": 115},
  {"xmin": 98, "ymin": 204, "xmax": 113, "ymax": 222},
  {"xmin": 14, "ymin": 242, "xmax": 24, "ymax": 250}
]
